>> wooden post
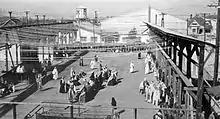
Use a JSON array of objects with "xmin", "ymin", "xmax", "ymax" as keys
[
  {"xmin": 134, "ymin": 108, "xmax": 137, "ymax": 119},
  {"xmin": 16, "ymin": 44, "xmax": 18, "ymax": 65},
  {"xmin": 13, "ymin": 104, "xmax": 16, "ymax": 119},
  {"xmin": 178, "ymin": 43, "xmax": 184, "ymax": 71},
  {"xmin": 70, "ymin": 105, "xmax": 73, "ymax": 119},
  {"xmin": 5, "ymin": 33, "xmax": 9, "ymax": 72},
  {"xmin": 173, "ymin": 40, "xmax": 177, "ymax": 64},
  {"xmin": 196, "ymin": 44, "xmax": 205, "ymax": 119},
  {"xmin": 42, "ymin": 46, "xmax": 44, "ymax": 62},
  {"xmin": 186, "ymin": 44, "xmax": 192, "ymax": 78},
  {"xmin": 213, "ymin": 0, "xmax": 220, "ymax": 86}
]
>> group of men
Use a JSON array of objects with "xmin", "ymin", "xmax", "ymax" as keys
[{"xmin": 0, "ymin": 78, "xmax": 15, "ymax": 97}]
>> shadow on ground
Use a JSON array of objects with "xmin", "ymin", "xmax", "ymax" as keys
[{"xmin": 0, "ymin": 51, "xmax": 89, "ymax": 118}]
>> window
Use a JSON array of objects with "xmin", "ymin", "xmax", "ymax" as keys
[
  {"xmin": 80, "ymin": 36, "xmax": 87, "ymax": 41},
  {"xmin": 192, "ymin": 23, "xmax": 197, "ymax": 25},
  {"xmin": 198, "ymin": 29, "xmax": 203, "ymax": 34},
  {"xmin": 91, "ymin": 37, "xmax": 98, "ymax": 42},
  {"xmin": 192, "ymin": 29, "xmax": 196, "ymax": 33}
]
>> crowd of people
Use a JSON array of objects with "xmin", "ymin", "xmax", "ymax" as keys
[
  {"xmin": 0, "ymin": 77, "xmax": 15, "ymax": 97},
  {"xmin": 54, "ymin": 55, "xmax": 119, "ymax": 103}
]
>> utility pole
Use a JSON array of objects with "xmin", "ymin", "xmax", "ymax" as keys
[
  {"xmin": 148, "ymin": 5, "xmax": 151, "ymax": 23},
  {"xmin": 25, "ymin": 11, "xmax": 29, "ymax": 24},
  {"xmin": 35, "ymin": 15, "xmax": 39, "ymax": 24},
  {"xmin": 43, "ymin": 15, "xmax": 46, "ymax": 24},
  {"xmin": 93, "ymin": 11, "xmax": 96, "ymax": 43},
  {"xmin": 208, "ymin": 1, "xmax": 220, "ymax": 86},
  {"xmin": 204, "ymin": 13, "xmax": 206, "ymax": 42},
  {"xmin": 8, "ymin": 11, "xmax": 12, "ymax": 19},
  {"xmin": 186, "ymin": 18, "xmax": 188, "ymax": 35}
]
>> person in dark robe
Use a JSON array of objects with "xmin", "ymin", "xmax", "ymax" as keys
[
  {"xmin": 111, "ymin": 97, "xmax": 117, "ymax": 109},
  {"xmin": 138, "ymin": 52, "xmax": 141, "ymax": 59},
  {"xmin": 94, "ymin": 55, "xmax": 98, "ymax": 62},
  {"xmin": 79, "ymin": 56, "xmax": 84, "ymax": 66},
  {"xmin": 42, "ymin": 66, "xmax": 47, "ymax": 77},
  {"xmin": 59, "ymin": 77, "xmax": 66, "ymax": 93}
]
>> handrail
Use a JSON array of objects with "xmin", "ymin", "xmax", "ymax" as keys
[{"xmin": 24, "ymin": 104, "xmax": 41, "ymax": 119}]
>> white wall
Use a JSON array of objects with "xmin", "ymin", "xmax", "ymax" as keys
[
  {"xmin": 76, "ymin": 28, "xmax": 101, "ymax": 43},
  {"xmin": 150, "ymin": 8, "xmax": 187, "ymax": 35}
]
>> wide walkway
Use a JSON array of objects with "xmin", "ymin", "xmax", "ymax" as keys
[{"xmin": 2, "ymin": 52, "xmax": 158, "ymax": 119}]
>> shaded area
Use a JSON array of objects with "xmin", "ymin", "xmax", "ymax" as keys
[{"xmin": 0, "ymin": 51, "xmax": 89, "ymax": 118}]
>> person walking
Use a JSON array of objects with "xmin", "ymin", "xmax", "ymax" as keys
[
  {"xmin": 130, "ymin": 62, "xmax": 134, "ymax": 73},
  {"xmin": 36, "ymin": 73, "xmax": 43, "ymax": 91},
  {"xmin": 52, "ymin": 67, "xmax": 58, "ymax": 80}
]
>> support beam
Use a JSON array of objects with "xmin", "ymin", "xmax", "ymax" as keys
[
  {"xmin": 186, "ymin": 44, "xmax": 192, "ymax": 78},
  {"xmin": 134, "ymin": 108, "xmax": 137, "ymax": 119},
  {"xmin": 16, "ymin": 44, "xmax": 18, "ymax": 65},
  {"xmin": 5, "ymin": 34, "xmax": 9, "ymax": 72},
  {"xmin": 70, "ymin": 105, "xmax": 73, "ymax": 119},
  {"xmin": 204, "ymin": 48, "xmax": 214, "ymax": 65},
  {"xmin": 8, "ymin": 48, "xmax": 15, "ymax": 67},
  {"xmin": 173, "ymin": 40, "xmax": 177, "ymax": 64},
  {"xmin": 196, "ymin": 44, "xmax": 205, "ymax": 119},
  {"xmin": 13, "ymin": 104, "xmax": 16, "ymax": 119}
]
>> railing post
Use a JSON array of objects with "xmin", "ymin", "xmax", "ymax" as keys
[
  {"xmin": 70, "ymin": 105, "xmax": 73, "ymax": 119},
  {"xmin": 13, "ymin": 104, "xmax": 16, "ymax": 119},
  {"xmin": 134, "ymin": 108, "xmax": 137, "ymax": 119}
]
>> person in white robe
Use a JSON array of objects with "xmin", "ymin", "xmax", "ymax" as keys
[
  {"xmin": 145, "ymin": 61, "xmax": 150, "ymax": 74},
  {"xmin": 90, "ymin": 60, "xmax": 96, "ymax": 69},
  {"xmin": 139, "ymin": 81, "xmax": 145, "ymax": 94},
  {"xmin": 130, "ymin": 62, "xmax": 134, "ymax": 73},
  {"xmin": 148, "ymin": 82, "xmax": 154, "ymax": 103},
  {"xmin": 52, "ymin": 67, "xmax": 58, "ymax": 80}
]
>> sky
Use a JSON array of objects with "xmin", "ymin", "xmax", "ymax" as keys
[{"xmin": 0, "ymin": 0, "xmax": 217, "ymax": 19}]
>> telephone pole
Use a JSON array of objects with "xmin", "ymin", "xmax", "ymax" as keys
[
  {"xmin": 25, "ymin": 11, "xmax": 29, "ymax": 24},
  {"xmin": 208, "ymin": 1, "xmax": 220, "ymax": 86},
  {"xmin": 204, "ymin": 13, "xmax": 206, "ymax": 42},
  {"xmin": 43, "ymin": 15, "xmax": 46, "ymax": 24}
]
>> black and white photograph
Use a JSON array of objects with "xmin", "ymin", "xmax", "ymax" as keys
[{"xmin": 0, "ymin": 0, "xmax": 219, "ymax": 118}]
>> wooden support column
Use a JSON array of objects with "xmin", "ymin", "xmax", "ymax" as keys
[
  {"xmin": 186, "ymin": 44, "xmax": 192, "ymax": 78},
  {"xmin": 42, "ymin": 46, "xmax": 44, "ymax": 62},
  {"xmin": 16, "ymin": 44, "xmax": 18, "ymax": 65},
  {"xmin": 13, "ymin": 104, "xmax": 16, "ymax": 119},
  {"xmin": 178, "ymin": 41, "xmax": 185, "ymax": 71},
  {"xmin": 168, "ymin": 40, "xmax": 172, "ymax": 58},
  {"xmin": 9, "ymin": 49, "xmax": 15, "ymax": 67},
  {"xmin": 134, "ymin": 108, "xmax": 137, "ymax": 119},
  {"xmin": 70, "ymin": 105, "xmax": 73, "ymax": 119},
  {"xmin": 5, "ymin": 34, "xmax": 9, "ymax": 72},
  {"xmin": 173, "ymin": 40, "xmax": 177, "ymax": 64},
  {"xmin": 196, "ymin": 44, "xmax": 205, "ymax": 119}
]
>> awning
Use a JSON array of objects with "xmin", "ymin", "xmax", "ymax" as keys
[{"xmin": 206, "ymin": 85, "xmax": 220, "ymax": 98}]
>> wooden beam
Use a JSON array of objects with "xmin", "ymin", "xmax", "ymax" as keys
[
  {"xmin": 196, "ymin": 44, "xmax": 205, "ymax": 119},
  {"xmin": 184, "ymin": 87, "xmax": 198, "ymax": 91},
  {"xmin": 186, "ymin": 44, "xmax": 192, "ymax": 78},
  {"xmin": 204, "ymin": 48, "xmax": 214, "ymax": 65}
]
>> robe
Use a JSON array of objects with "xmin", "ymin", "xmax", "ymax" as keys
[
  {"xmin": 59, "ymin": 80, "xmax": 66, "ymax": 93},
  {"xmin": 130, "ymin": 62, "xmax": 134, "ymax": 73},
  {"xmin": 52, "ymin": 68, "xmax": 58, "ymax": 80},
  {"xmin": 145, "ymin": 62, "xmax": 150, "ymax": 74}
]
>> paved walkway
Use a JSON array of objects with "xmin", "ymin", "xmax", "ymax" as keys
[{"xmin": 2, "ymin": 52, "xmax": 158, "ymax": 119}]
